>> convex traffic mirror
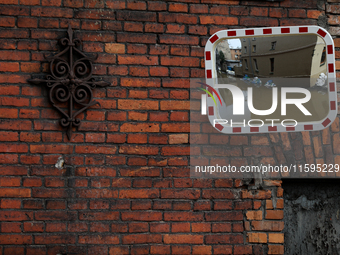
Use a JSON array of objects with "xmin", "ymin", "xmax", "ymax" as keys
[{"xmin": 202, "ymin": 26, "xmax": 337, "ymax": 134}]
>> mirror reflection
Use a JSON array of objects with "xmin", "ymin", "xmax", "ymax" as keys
[{"xmin": 215, "ymin": 34, "xmax": 329, "ymax": 124}]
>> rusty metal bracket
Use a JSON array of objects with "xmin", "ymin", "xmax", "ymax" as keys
[{"xmin": 28, "ymin": 25, "xmax": 110, "ymax": 139}]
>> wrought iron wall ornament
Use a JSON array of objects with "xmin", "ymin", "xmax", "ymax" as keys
[{"xmin": 28, "ymin": 25, "xmax": 110, "ymax": 139}]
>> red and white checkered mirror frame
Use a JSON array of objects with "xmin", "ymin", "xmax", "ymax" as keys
[{"xmin": 203, "ymin": 26, "xmax": 337, "ymax": 134}]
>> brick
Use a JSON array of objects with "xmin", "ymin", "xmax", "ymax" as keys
[
  {"xmin": 39, "ymin": 18, "xmax": 59, "ymax": 28},
  {"xmin": 31, "ymin": 7, "xmax": 73, "ymax": 18},
  {"xmin": 159, "ymin": 13, "xmax": 197, "ymax": 24},
  {"xmin": 202, "ymin": 189, "xmax": 236, "ymax": 199},
  {"xmin": 248, "ymin": 232, "xmax": 267, "ymax": 243},
  {"xmin": 75, "ymin": 145, "xmax": 116, "ymax": 154},
  {"xmin": 22, "ymin": 177, "xmax": 42, "ymax": 187},
  {"xmin": 0, "ymin": 85, "xmax": 20, "ymax": 95},
  {"xmin": 122, "ymin": 211, "xmax": 162, "ymax": 221},
  {"xmin": 88, "ymin": 222, "xmax": 109, "ymax": 232},
  {"xmin": 192, "ymin": 246, "xmax": 212, "ymax": 254},
  {"xmin": 119, "ymin": 145, "xmax": 158, "ymax": 155},
  {"xmin": 234, "ymin": 245, "xmax": 252, "ymax": 254},
  {"xmin": 200, "ymin": 16, "xmax": 238, "ymax": 25},
  {"xmin": 0, "ymin": 0, "xmax": 18, "ymax": 3},
  {"xmin": 251, "ymin": 221, "xmax": 284, "ymax": 231},
  {"xmin": 117, "ymin": 32, "xmax": 157, "ymax": 44},
  {"xmin": 117, "ymin": 10, "xmax": 156, "ymax": 22},
  {"xmin": 121, "ymin": 78, "xmax": 160, "ymax": 88},
  {"xmin": 127, "ymin": 134, "xmax": 147, "ymax": 144},
  {"xmin": 205, "ymin": 234, "xmax": 243, "ymax": 244},
  {"xmin": 246, "ymin": 210, "xmax": 263, "ymax": 220},
  {"xmin": 80, "ymin": 211, "xmax": 119, "ymax": 221},
  {"xmin": 0, "ymin": 154, "xmax": 17, "ymax": 164},
  {"xmin": 41, "ymin": 0, "xmax": 61, "ymax": 5},
  {"xmin": 0, "ymin": 177, "xmax": 21, "ymax": 187},
  {"xmin": 192, "ymin": 201, "xmax": 211, "ymax": 211},
  {"xmin": 0, "ymin": 210, "xmax": 33, "ymax": 221},
  {"xmin": 251, "ymin": 136, "xmax": 269, "ymax": 145},
  {"xmin": 327, "ymin": 4, "xmax": 340, "ymax": 13},
  {"xmin": 307, "ymin": 10, "xmax": 323, "ymax": 18},
  {"xmin": 192, "ymin": 223, "xmax": 211, "ymax": 232},
  {"xmin": 280, "ymin": 18, "xmax": 317, "ymax": 26},
  {"xmin": 124, "ymin": 21, "xmax": 143, "ymax": 32},
  {"xmin": 250, "ymin": 7, "xmax": 268, "ymax": 16},
  {"xmin": 22, "ymin": 200, "xmax": 43, "ymax": 209},
  {"xmin": 233, "ymin": 223, "xmax": 244, "ymax": 233},
  {"xmin": 109, "ymin": 247, "xmax": 129, "ymax": 255},
  {"xmin": 0, "ymin": 234, "xmax": 32, "ymax": 244},
  {"xmin": 120, "ymin": 123, "xmax": 159, "ymax": 132},
  {"xmin": 105, "ymin": 43, "xmax": 125, "ymax": 54},
  {"xmin": 172, "ymin": 222, "xmax": 190, "ymax": 233},
  {"xmin": 150, "ymin": 45, "xmax": 169, "ymax": 55},
  {"xmin": 161, "ymin": 189, "xmax": 200, "ymax": 199},
  {"xmin": 17, "ymin": 17, "xmax": 38, "ymax": 28},
  {"xmin": 266, "ymin": 210, "xmax": 284, "ymax": 220},
  {"xmin": 120, "ymin": 168, "xmax": 160, "ymax": 177},
  {"xmin": 168, "ymin": 157, "xmax": 188, "ymax": 166},
  {"xmin": 276, "ymin": 199, "xmax": 284, "ymax": 209},
  {"xmin": 0, "ymin": 62, "xmax": 19, "ymax": 73},
  {"xmin": 4, "ymin": 247, "xmax": 26, "ymax": 255},
  {"xmin": 0, "ymin": 143, "xmax": 28, "ymax": 153},
  {"xmin": 213, "ymin": 245, "xmax": 232, "ymax": 255},
  {"xmin": 145, "ymin": 23, "xmax": 164, "ymax": 33},
  {"xmin": 79, "ymin": 235, "xmax": 119, "ymax": 244},
  {"xmin": 75, "ymin": 10, "xmax": 114, "ymax": 20},
  {"xmin": 268, "ymin": 245, "xmax": 284, "ymax": 254},
  {"xmin": 2, "ymin": 97, "xmax": 29, "ymax": 106},
  {"xmin": 150, "ymin": 245, "xmax": 170, "ymax": 255},
  {"xmin": 170, "ymin": 112, "xmax": 188, "ymax": 122},
  {"xmin": 160, "ymin": 35, "xmax": 199, "ymax": 45},
  {"xmin": 118, "ymin": 55, "xmax": 158, "ymax": 65},
  {"xmin": 169, "ymin": 134, "xmax": 188, "ymax": 144},
  {"xmin": 164, "ymin": 211, "xmax": 203, "ymax": 221},
  {"xmin": 128, "ymin": 112, "xmax": 148, "ymax": 121},
  {"xmin": 1, "ymin": 199, "xmax": 21, "ymax": 209},
  {"xmin": 167, "ymin": 24, "xmax": 185, "ymax": 34},
  {"xmin": 0, "ymin": 108, "xmax": 18, "ymax": 119},
  {"xmin": 205, "ymin": 212, "xmax": 243, "ymax": 221},
  {"xmin": 172, "ymin": 246, "xmax": 191, "ymax": 255},
  {"xmin": 129, "ymin": 222, "xmax": 149, "ymax": 233},
  {"xmin": 24, "ymin": 222, "xmax": 44, "ymax": 232},
  {"xmin": 240, "ymin": 17, "xmax": 278, "ymax": 26},
  {"xmin": 214, "ymin": 201, "xmax": 232, "ymax": 210},
  {"xmin": 31, "ymin": 144, "xmax": 73, "ymax": 154},
  {"xmin": 164, "ymin": 234, "xmax": 203, "ymax": 244},
  {"xmin": 162, "ymin": 57, "xmax": 200, "ymax": 68},
  {"xmin": 119, "ymin": 189, "xmax": 159, "ymax": 199},
  {"xmin": 189, "ymin": 25, "xmax": 208, "ymax": 35},
  {"xmin": 172, "ymin": 201, "xmax": 191, "ymax": 211},
  {"xmin": 148, "ymin": 1, "xmax": 166, "ymax": 11},
  {"xmin": 289, "ymin": 8, "xmax": 306, "ymax": 17},
  {"xmin": 190, "ymin": 4, "xmax": 209, "ymax": 13},
  {"xmin": 150, "ymin": 223, "xmax": 170, "ymax": 233},
  {"xmin": 64, "ymin": 0, "xmax": 83, "ymax": 7},
  {"xmin": 127, "ymin": 44, "xmax": 147, "ymax": 54},
  {"xmin": 268, "ymin": 233, "xmax": 284, "ymax": 243},
  {"xmin": 169, "ymin": 3, "xmax": 188, "ymax": 12}
]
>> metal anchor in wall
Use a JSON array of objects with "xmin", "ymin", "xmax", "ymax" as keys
[{"xmin": 28, "ymin": 25, "xmax": 110, "ymax": 139}]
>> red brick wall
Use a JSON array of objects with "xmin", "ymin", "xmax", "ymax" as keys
[{"xmin": 0, "ymin": 0, "xmax": 339, "ymax": 254}]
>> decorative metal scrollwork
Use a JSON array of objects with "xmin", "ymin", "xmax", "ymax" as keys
[{"xmin": 28, "ymin": 25, "xmax": 110, "ymax": 139}]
